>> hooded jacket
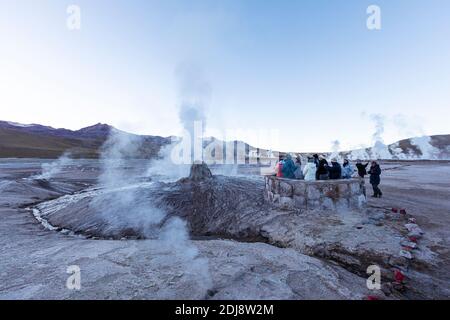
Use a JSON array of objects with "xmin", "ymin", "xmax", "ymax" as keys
[
  {"xmin": 281, "ymin": 155, "xmax": 296, "ymax": 179},
  {"xmin": 294, "ymin": 162, "xmax": 304, "ymax": 180},
  {"xmin": 317, "ymin": 159, "xmax": 329, "ymax": 175},
  {"xmin": 329, "ymin": 162, "xmax": 342, "ymax": 180},
  {"xmin": 303, "ymin": 162, "xmax": 317, "ymax": 181},
  {"xmin": 368, "ymin": 164, "xmax": 382, "ymax": 185},
  {"xmin": 356, "ymin": 162, "xmax": 369, "ymax": 178},
  {"xmin": 342, "ymin": 163, "xmax": 354, "ymax": 179}
]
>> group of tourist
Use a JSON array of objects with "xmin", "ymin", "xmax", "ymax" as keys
[{"xmin": 275, "ymin": 154, "xmax": 383, "ymax": 198}]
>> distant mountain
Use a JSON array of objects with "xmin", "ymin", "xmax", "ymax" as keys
[
  {"xmin": 1, "ymin": 120, "xmax": 449, "ymax": 160},
  {"xmin": 0, "ymin": 121, "xmax": 170, "ymax": 159}
]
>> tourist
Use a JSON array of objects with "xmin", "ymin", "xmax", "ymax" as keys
[
  {"xmin": 317, "ymin": 155, "xmax": 330, "ymax": 180},
  {"xmin": 313, "ymin": 154, "xmax": 320, "ymax": 180},
  {"xmin": 281, "ymin": 154, "xmax": 296, "ymax": 179},
  {"xmin": 368, "ymin": 161, "xmax": 383, "ymax": 198},
  {"xmin": 275, "ymin": 155, "xmax": 284, "ymax": 177},
  {"xmin": 303, "ymin": 156, "xmax": 317, "ymax": 181},
  {"xmin": 341, "ymin": 159, "xmax": 354, "ymax": 179},
  {"xmin": 355, "ymin": 160, "xmax": 369, "ymax": 178},
  {"xmin": 294, "ymin": 155, "xmax": 304, "ymax": 180},
  {"xmin": 328, "ymin": 158, "xmax": 342, "ymax": 180}
]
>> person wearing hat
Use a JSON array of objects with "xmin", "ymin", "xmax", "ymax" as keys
[
  {"xmin": 317, "ymin": 155, "xmax": 330, "ymax": 180},
  {"xmin": 355, "ymin": 159, "xmax": 369, "ymax": 178},
  {"xmin": 313, "ymin": 154, "xmax": 320, "ymax": 180},
  {"xmin": 293, "ymin": 155, "xmax": 304, "ymax": 180},
  {"xmin": 281, "ymin": 154, "xmax": 297, "ymax": 179},
  {"xmin": 368, "ymin": 160, "xmax": 383, "ymax": 198},
  {"xmin": 342, "ymin": 159, "xmax": 354, "ymax": 179},
  {"xmin": 328, "ymin": 158, "xmax": 342, "ymax": 180}
]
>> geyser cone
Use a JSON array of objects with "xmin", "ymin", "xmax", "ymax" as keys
[{"xmin": 188, "ymin": 162, "xmax": 213, "ymax": 181}]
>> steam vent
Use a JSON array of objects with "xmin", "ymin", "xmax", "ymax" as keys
[
  {"xmin": 264, "ymin": 176, "xmax": 366, "ymax": 211},
  {"xmin": 188, "ymin": 162, "xmax": 213, "ymax": 181}
]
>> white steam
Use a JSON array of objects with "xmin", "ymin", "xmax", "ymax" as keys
[
  {"xmin": 32, "ymin": 152, "xmax": 73, "ymax": 180},
  {"xmin": 369, "ymin": 114, "xmax": 392, "ymax": 160},
  {"xmin": 410, "ymin": 136, "xmax": 439, "ymax": 160},
  {"xmin": 148, "ymin": 63, "xmax": 212, "ymax": 181},
  {"xmin": 95, "ymin": 108, "xmax": 212, "ymax": 294},
  {"xmin": 347, "ymin": 113, "xmax": 442, "ymax": 160},
  {"xmin": 329, "ymin": 140, "xmax": 342, "ymax": 161}
]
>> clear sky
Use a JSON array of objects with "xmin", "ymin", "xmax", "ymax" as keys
[{"xmin": 1, "ymin": 0, "xmax": 449, "ymax": 152}]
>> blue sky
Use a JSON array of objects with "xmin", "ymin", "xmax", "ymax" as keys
[{"xmin": 1, "ymin": 0, "xmax": 449, "ymax": 152}]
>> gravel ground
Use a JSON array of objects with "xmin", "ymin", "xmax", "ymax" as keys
[{"xmin": 0, "ymin": 159, "xmax": 448, "ymax": 299}]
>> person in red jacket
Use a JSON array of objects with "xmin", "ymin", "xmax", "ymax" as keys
[{"xmin": 275, "ymin": 155, "xmax": 285, "ymax": 177}]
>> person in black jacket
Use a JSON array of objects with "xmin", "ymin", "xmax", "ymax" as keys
[
  {"xmin": 328, "ymin": 158, "xmax": 342, "ymax": 180},
  {"xmin": 355, "ymin": 160, "xmax": 369, "ymax": 178},
  {"xmin": 313, "ymin": 154, "xmax": 320, "ymax": 180},
  {"xmin": 317, "ymin": 156, "xmax": 329, "ymax": 180},
  {"xmin": 368, "ymin": 161, "xmax": 383, "ymax": 198}
]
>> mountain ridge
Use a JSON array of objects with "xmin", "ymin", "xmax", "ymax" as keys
[{"xmin": 1, "ymin": 120, "xmax": 449, "ymax": 160}]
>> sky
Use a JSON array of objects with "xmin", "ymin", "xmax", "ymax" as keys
[{"xmin": 0, "ymin": 0, "xmax": 449, "ymax": 152}]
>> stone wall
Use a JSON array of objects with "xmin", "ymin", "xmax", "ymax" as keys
[{"xmin": 264, "ymin": 176, "xmax": 366, "ymax": 211}]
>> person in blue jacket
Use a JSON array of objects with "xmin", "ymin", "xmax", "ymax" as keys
[
  {"xmin": 341, "ymin": 159, "xmax": 354, "ymax": 179},
  {"xmin": 368, "ymin": 161, "xmax": 383, "ymax": 198},
  {"xmin": 281, "ymin": 154, "xmax": 296, "ymax": 179}
]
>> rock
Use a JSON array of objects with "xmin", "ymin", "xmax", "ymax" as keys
[
  {"xmin": 293, "ymin": 195, "xmax": 306, "ymax": 207},
  {"xmin": 350, "ymin": 183, "xmax": 361, "ymax": 195},
  {"xmin": 399, "ymin": 250, "xmax": 413, "ymax": 260},
  {"xmin": 323, "ymin": 185, "xmax": 339, "ymax": 199},
  {"xmin": 405, "ymin": 223, "xmax": 422, "ymax": 233},
  {"xmin": 307, "ymin": 185, "xmax": 321, "ymax": 200},
  {"xmin": 335, "ymin": 198, "xmax": 349, "ymax": 211},
  {"xmin": 337, "ymin": 183, "xmax": 350, "ymax": 196},
  {"xmin": 279, "ymin": 182, "xmax": 293, "ymax": 197},
  {"xmin": 405, "ymin": 224, "xmax": 424, "ymax": 239},
  {"xmin": 279, "ymin": 197, "xmax": 294, "ymax": 210},
  {"xmin": 388, "ymin": 256, "xmax": 409, "ymax": 268},
  {"xmin": 400, "ymin": 240, "xmax": 417, "ymax": 249},
  {"xmin": 188, "ymin": 162, "xmax": 213, "ymax": 181},
  {"xmin": 408, "ymin": 230, "xmax": 423, "ymax": 239},
  {"xmin": 293, "ymin": 183, "xmax": 306, "ymax": 196},
  {"xmin": 370, "ymin": 212, "xmax": 386, "ymax": 221}
]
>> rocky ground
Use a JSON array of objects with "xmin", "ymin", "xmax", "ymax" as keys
[{"xmin": 0, "ymin": 159, "xmax": 449, "ymax": 299}]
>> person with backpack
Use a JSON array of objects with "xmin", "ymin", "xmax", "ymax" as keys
[
  {"xmin": 281, "ymin": 154, "xmax": 296, "ymax": 179},
  {"xmin": 317, "ymin": 155, "xmax": 330, "ymax": 180},
  {"xmin": 294, "ymin": 155, "xmax": 304, "ymax": 180},
  {"xmin": 341, "ymin": 159, "xmax": 354, "ymax": 179},
  {"xmin": 275, "ymin": 155, "xmax": 285, "ymax": 177},
  {"xmin": 368, "ymin": 160, "xmax": 383, "ymax": 198},
  {"xmin": 328, "ymin": 158, "xmax": 342, "ymax": 180},
  {"xmin": 313, "ymin": 154, "xmax": 320, "ymax": 180},
  {"xmin": 303, "ymin": 156, "xmax": 317, "ymax": 181}
]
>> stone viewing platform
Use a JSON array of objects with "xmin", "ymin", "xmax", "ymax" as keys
[{"xmin": 264, "ymin": 175, "xmax": 366, "ymax": 211}]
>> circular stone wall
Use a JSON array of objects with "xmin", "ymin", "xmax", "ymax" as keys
[{"xmin": 264, "ymin": 176, "xmax": 366, "ymax": 211}]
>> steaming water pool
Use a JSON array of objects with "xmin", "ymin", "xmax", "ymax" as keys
[{"xmin": 30, "ymin": 181, "xmax": 160, "ymax": 238}]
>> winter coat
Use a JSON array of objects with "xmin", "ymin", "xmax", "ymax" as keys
[
  {"xmin": 275, "ymin": 161, "xmax": 284, "ymax": 178},
  {"xmin": 282, "ymin": 156, "xmax": 296, "ymax": 179},
  {"xmin": 342, "ymin": 163, "xmax": 354, "ymax": 179},
  {"xmin": 368, "ymin": 164, "xmax": 382, "ymax": 185},
  {"xmin": 317, "ymin": 159, "xmax": 329, "ymax": 175},
  {"xmin": 303, "ymin": 162, "xmax": 317, "ymax": 181},
  {"xmin": 294, "ymin": 163, "xmax": 304, "ymax": 180},
  {"xmin": 356, "ymin": 163, "xmax": 369, "ymax": 178},
  {"xmin": 329, "ymin": 162, "xmax": 342, "ymax": 180}
]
